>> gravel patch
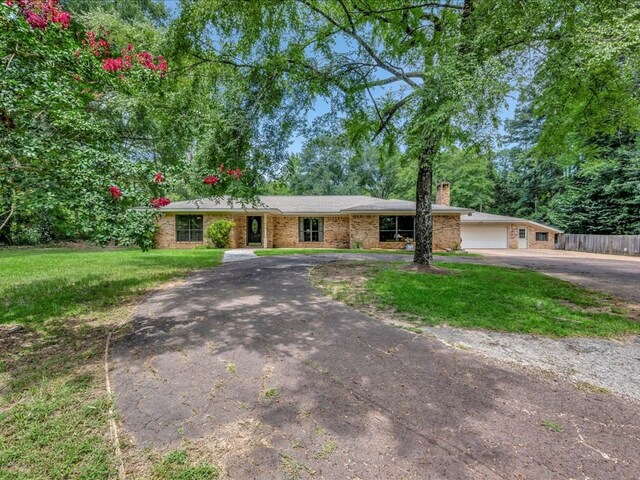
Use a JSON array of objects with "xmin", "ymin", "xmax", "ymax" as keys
[{"xmin": 421, "ymin": 326, "xmax": 640, "ymax": 402}]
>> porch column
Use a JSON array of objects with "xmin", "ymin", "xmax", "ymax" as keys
[{"xmin": 263, "ymin": 214, "xmax": 268, "ymax": 248}]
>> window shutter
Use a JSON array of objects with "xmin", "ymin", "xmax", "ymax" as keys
[
  {"xmin": 298, "ymin": 217, "xmax": 304, "ymax": 242},
  {"xmin": 318, "ymin": 217, "xmax": 324, "ymax": 242}
]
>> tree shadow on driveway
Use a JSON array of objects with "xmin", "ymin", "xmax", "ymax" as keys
[{"xmin": 112, "ymin": 255, "xmax": 640, "ymax": 479}]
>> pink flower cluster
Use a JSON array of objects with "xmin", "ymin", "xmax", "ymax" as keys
[
  {"xmin": 226, "ymin": 168, "xmax": 243, "ymax": 179},
  {"xmin": 153, "ymin": 172, "xmax": 164, "ymax": 183},
  {"xmin": 137, "ymin": 51, "xmax": 167, "ymax": 72},
  {"xmin": 6, "ymin": 0, "xmax": 70, "ymax": 29},
  {"xmin": 100, "ymin": 44, "xmax": 167, "ymax": 73},
  {"xmin": 109, "ymin": 185, "xmax": 122, "ymax": 200},
  {"xmin": 150, "ymin": 197, "xmax": 171, "ymax": 208},
  {"xmin": 84, "ymin": 30, "xmax": 112, "ymax": 58},
  {"xmin": 203, "ymin": 166, "xmax": 244, "ymax": 186},
  {"xmin": 216, "ymin": 164, "xmax": 244, "ymax": 179}
]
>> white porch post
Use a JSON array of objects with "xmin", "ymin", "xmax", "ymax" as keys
[{"xmin": 263, "ymin": 214, "xmax": 267, "ymax": 248}]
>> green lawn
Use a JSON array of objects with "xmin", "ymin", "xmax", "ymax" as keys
[
  {"xmin": 1, "ymin": 248, "xmax": 224, "ymax": 326},
  {"xmin": 254, "ymin": 248, "xmax": 480, "ymax": 257},
  {"xmin": 314, "ymin": 261, "xmax": 640, "ymax": 338},
  {"xmin": 0, "ymin": 247, "xmax": 224, "ymax": 479}
]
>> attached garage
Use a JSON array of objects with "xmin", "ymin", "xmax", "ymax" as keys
[
  {"xmin": 461, "ymin": 224, "xmax": 508, "ymax": 249},
  {"xmin": 460, "ymin": 212, "xmax": 562, "ymax": 250}
]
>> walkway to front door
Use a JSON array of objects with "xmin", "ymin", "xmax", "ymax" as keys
[{"xmin": 222, "ymin": 249, "xmax": 257, "ymax": 263}]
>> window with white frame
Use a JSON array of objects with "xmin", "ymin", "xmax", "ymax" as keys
[
  {"xmin": 176, "ymin": 215, "xmax": 203, "ymax": 242},
  {"xmin": 379, "ymin": 216, "xmax": 415, "ymax": 242},
  {"xmin": 298, "ymin": 217, "xmax": 324, "ymax": 242}
]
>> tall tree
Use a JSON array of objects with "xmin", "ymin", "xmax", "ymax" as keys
[
  {"xmin": 176, "ymin": 0, "xmax": 578, "ymax": 265},
  {"xmin": 435, "ymin": 147, "xmax": 496, "ymax": 211}
]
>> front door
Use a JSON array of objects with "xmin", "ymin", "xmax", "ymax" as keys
[
  {"xmin": 517, "ymin": 227, "xmax": 528, "ymax": 249},
  {"xmin": 247, "ymin": 216, "xmax": 262, "ymax": 245}
]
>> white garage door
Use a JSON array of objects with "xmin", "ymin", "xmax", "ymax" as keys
[{"xmin": 461, "ymin": 224, "xmax": 508, "ymax": 249}]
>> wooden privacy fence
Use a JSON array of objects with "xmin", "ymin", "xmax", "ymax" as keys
[{"xmin": 555, "ymin": 234, "xmax": 640, "ymax": 256}]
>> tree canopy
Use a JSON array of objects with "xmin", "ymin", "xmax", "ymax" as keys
[{"xmin": 2, "ymin": 0, "xmax": 638, "ymax": 250}]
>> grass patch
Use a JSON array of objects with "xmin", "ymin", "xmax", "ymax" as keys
[
  {"xmin": 279, "ymin": 452, "xmax": 315, "ymax": 478},
  {"xmin": 254, "ymin": 248, "xmax": 479, "ymax": 257},
  {"xmin": 262, "ymin": 387, "xmax": 279, "ymax": 399},
  {"xmin": 1, "ymin": 248, "xmax": 224, "ymax": 326},
  {"xmin": 541, "ymin": 420, "xmax": 563, "ymax": 433},
  {"xmin": 152, "ymin": 449, "xmax": 219, "ymax": 479},
  {"xmin": 313, "ymin": 261, "xmax": 640, "ymax": 337},
  {"xmin": 0, "ymin": 247, "xmax": 224, "ymax": 478},
  {"xmin": 574, "ymin": 381, "xmax": 611, "ymax": 395},
  {"xmin": 315, "ymin": 441, "xmax": 337, "ymax": 460}
]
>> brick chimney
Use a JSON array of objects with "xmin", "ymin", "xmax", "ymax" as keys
[{"xmin": 435, "ymin": 181, "xmax": 451, "ymax": 206}]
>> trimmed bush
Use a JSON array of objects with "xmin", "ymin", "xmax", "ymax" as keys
[{"xmin": 206, "ymin": 219, "xmax": 235, "ymax": 248}]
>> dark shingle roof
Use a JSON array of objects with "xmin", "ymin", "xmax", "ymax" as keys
[{"xmin": 157, "ymin": 195, "xmax": 471, "ymax": 215}]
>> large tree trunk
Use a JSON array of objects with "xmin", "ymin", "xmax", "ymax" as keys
[{"xmin": 413, "ymin": 131, "xmax": 441, "ymax": 266}]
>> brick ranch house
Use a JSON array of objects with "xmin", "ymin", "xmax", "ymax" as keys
[{"xmin": 154, "ymin": 183, "xmax": 561, "ymax": 250}]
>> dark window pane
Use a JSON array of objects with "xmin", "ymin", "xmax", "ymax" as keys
[
  {"xmin": 380, "ymin": 216, "xmax": 396, "ymax": 231},
  {"xmin": 536, "ymin": 232, "xmax": 548, "ymax": 241},
  {"xmin": 380, "ymin": 231, "xmax": 398, "ymax": 242},
  {"xmin": 397, "ymin": 216, "xmax": 414, "ymax": 231},
  {"xmin": 176, "ymin": 216, "xmax": 190, "ymax": 229}
]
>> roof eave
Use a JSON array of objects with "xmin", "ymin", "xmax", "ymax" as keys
[{"xmin": 462, "ymin": 219, "xmax": 563, "ymax": 233}]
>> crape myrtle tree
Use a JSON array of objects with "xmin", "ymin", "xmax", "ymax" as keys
[
  {"xmin": 0, "ymin": 0, "xmax": 247, "ymax": 247},
  {"xmin": 0, "ymin": 0, "xmax": 169, "ymax": 247},
  {"xmin": 175, "ymin": 0, "xmax": 570, "ymax": 266}
]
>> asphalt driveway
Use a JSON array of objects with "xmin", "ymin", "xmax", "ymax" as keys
[
  {"xmin": 112, "ymin": 255, "xmax": 640, "ymax": 478},
  {"xmin": 468, "ymin": 249, "xmax": 640, "ymax": 304}
]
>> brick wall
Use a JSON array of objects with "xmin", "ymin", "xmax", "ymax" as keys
[
  {"xmin": 266, "ymin": 214, "xmax": 274, "ymax": 248},
  {"xmin": 433, "ymin": 215, "xmax": 461, "ymax": 250},
  {"xmin": 156, "ymin": 213, "xmax": 220, "ymax": 249},
  {"xmin": 507, "ymin": 224, "xmax": 556, "ymax": 249},
  {"xmin": 349, "ymin": 215, "xmax": 378, "ymax": 249},
  {"xmin": 231, "ymin": 215, "xmax": 247, "ymax": 248},
  {"xmin": 528, "ymin": 226, "xmax": 555, "ymax": 249},
  {"xmin": 157, "ymin": 212, "xmax": 463, "ymax": 251}
]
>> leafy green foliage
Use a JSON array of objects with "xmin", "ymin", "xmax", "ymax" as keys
[
  {"xmin": 0, "ymin": 1, "xmax": 170, "ymax": 248},
  {"xmin": 205, "ymin": 219, "xmax": 235, "ymax": 248},
  {"xmin": 495, "ymin": 106, "xmax": 640, "ymax": 234},
  {"xmin": 112, "ymin": 210, "xmax": 160, "ymax": 251},
  {"xmin": 547, "ymin": 134, "xmax": 640, "ymax": 234},
  {"xmin": 435, "ymin": 147, "xmax": 496, "ymax": 211}
]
